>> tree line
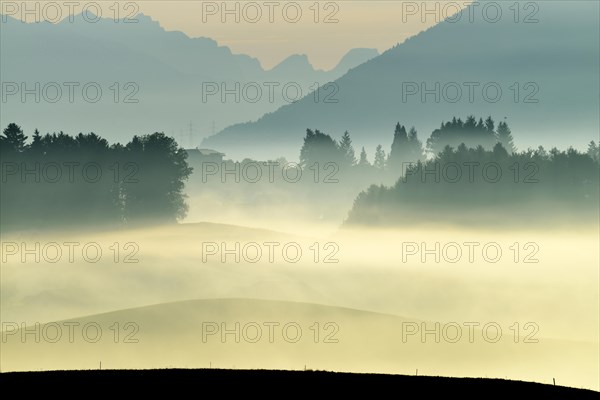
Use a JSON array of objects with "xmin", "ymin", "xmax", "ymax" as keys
[
  {"xmin": 328, "ymin": 117, "xmax": 599, "ymax": 225},
  {"xmin": 3, "ymin": 117, "xmax": 597, "ymax": 230},
  {"xmin": 299, "ymin": 116, "xmax": 531, "ymax": 172},
  {"xmin": 299, "ymin": 115, "xmax": 599, "ymax": 176},
  {"xmin": 0, "ymin": 123, "xmax": 192, "ymax": 231}
]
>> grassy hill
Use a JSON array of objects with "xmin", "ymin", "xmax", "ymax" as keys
[
  {"xmin": 1, "ymin": 369, "xmax": 598, "ymax": 398},
  {"xmin": 1, "ymin": 298, "xmax": 597, "ymax": 390}
]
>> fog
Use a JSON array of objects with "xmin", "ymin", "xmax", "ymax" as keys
[
  {"xmin": 2, "ymin": 0, "xmax": 598, "ymax": 392},
  {"xmin": 1, "ymin": 213, "xmax": 598, "ymax": 388}
]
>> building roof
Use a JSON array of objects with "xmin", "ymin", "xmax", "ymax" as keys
[{"xmin": 185, "ymin": 148, "xmax": 225, "ymax": 156}]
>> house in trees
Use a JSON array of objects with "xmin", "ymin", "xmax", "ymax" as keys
[{"xmin": 185, "ymin": 148, "xmax": 225, "ymax": 164}]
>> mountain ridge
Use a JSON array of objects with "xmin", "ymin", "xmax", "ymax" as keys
[{"xmin": 201, "ymin": 1, "xmax": 599, "ymax": 160}]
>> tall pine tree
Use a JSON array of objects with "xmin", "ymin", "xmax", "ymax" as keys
[
  {"xmin": 374, "ymin": 145, "xmax": 386, "ymax": 170},
  {"xmin": 496, "ymin": 121, "xmax": 515, "ymax": 154},
  {"xmin": 339, "ymin": 130, "xmax": 357, "ymax": 167},
  {"xmin": 408, "ymin": 126, "xmax": 424, "ymax": 162},
  {"xmin": 587, "ymin": 141, "xmax": 599, "ymax": 162},
  {"xmin": 388, "ymin": 123, "xmax": 409, "ymax": 172},
  {"xmin": 358, "ymin": 146, "xmax": 370, "ymax": 166},
  {"xmin": 0, "ymin": 123, "xmax": 28, "ymax": 153}
]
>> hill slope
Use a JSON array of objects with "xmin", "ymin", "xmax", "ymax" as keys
[
  {"xmin": 1, "ymin": 298, "xmax": 598, "ymax": 390},
  {"xmin": 1, "ymin": 369, "xmax": 598, "ymax": 398}
]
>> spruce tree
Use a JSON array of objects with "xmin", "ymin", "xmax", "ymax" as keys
[
  {"xmin": 496, "ymin": 121, "xmax": 516, "ymax": 154},
  {"xmin": 358, "ymin": 146, "xmax": 370, "ymax": 166},
  {"xmin": 388, "ymin": 123, "xmax": 409, "ymax": 172},
  {"xmin": 374, "ymin": 145, "xmax": 386, "ymax": 170},
  {"xmin": 339, "ymin": 130, "xmax": 356, "ymax": 167},
  {"xmin": 408, "ymin": 126, "xmax": 424, "ymax": 162},
  {"xmin": 1, "ymin": 123, "xmax": 28, "ymax": 153},
  {"xmin": 587, "ymin": 141, "xmax": 599, "ymax": 162},
  {"xmin": 485, "ymin": 116, "xmax": 495, "ymax": 133}
]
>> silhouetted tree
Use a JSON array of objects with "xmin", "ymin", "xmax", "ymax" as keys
[
  {"xmin": 374, "ymin": 145, "xmax": 386, "ymax": 170},
  {"xmin": 535, "ymin": 145, "xmax": 549, "ymax": 160},
  {"xmin": 0, "ymin": 123, "xmax": 28, "ymax": 153},
  {"xmin": 299, "ymin": 129, "xmax": 343, "ymax": 168},
  {"xmin": 346, "ymin": 142, "xmax": 599, "ymax": 226},
  {"xmin": 427, "ymin": 115, "xmax": 497, "ymax": 154},
  {"xmin": 587, "ymin": 141, "xmax": 599, "ymax": 162},
  {"xmin": 29, "ymin": 129, "xmax": 43, "ymax": 155},
  {"xmin": 123, "ymin": 132, "xmax": 192, "ymax": 224},
  {"xmin": 496, "ymin": 121, "xmax": 515, "ymax": 154},
  {"xmin": 485, "ymin": 116, "xmax": 495, "ymax": 133},
  {"xmin": 358, "ymin": 146, "xmax": 370, "ymax": 166},
  {"xmin": 0, "ymin": 124, "xmax": 192, "ymax": 231},
  {"xmin": 339, "ymin": 130, "xmax": 357, "ymax": 167},
  {"xmin": 407, "ymin": 126, "xmax": 424, "ymax": 162},
  {"xmin": 388, "ymin": 123, "xmax": 410, "ymax": 173}
]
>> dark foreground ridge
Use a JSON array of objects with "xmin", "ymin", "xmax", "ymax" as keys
[{"xmin": 1, "ymin": 369, "xmax": 597, "ymax": 398}]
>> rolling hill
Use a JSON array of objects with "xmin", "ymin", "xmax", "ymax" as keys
[
  {"xmin": 1, "ymin": 369, "xmax": 598, "ymax": 398},
  {"xmin": 1, "ymin": 298, "xmax": 598, "ymax": 390}
]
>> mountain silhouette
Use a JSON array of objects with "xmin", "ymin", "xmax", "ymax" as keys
[
  {"xmin": 201, "ymin": 0, "xmax": 599, "ymax": 160},
  {"xmin": 0, "ymin": 12, "xmax": 378, "ymax": 148}
]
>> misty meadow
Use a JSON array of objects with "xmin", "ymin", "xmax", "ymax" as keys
[{"xmin": 0, "ymin": 0, "xmax": 598, "ymax": 394}]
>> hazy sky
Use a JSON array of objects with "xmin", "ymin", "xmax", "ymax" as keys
[{"xmin": 5, "ymin": 1, "xmax": 471, "ymax": 69}]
